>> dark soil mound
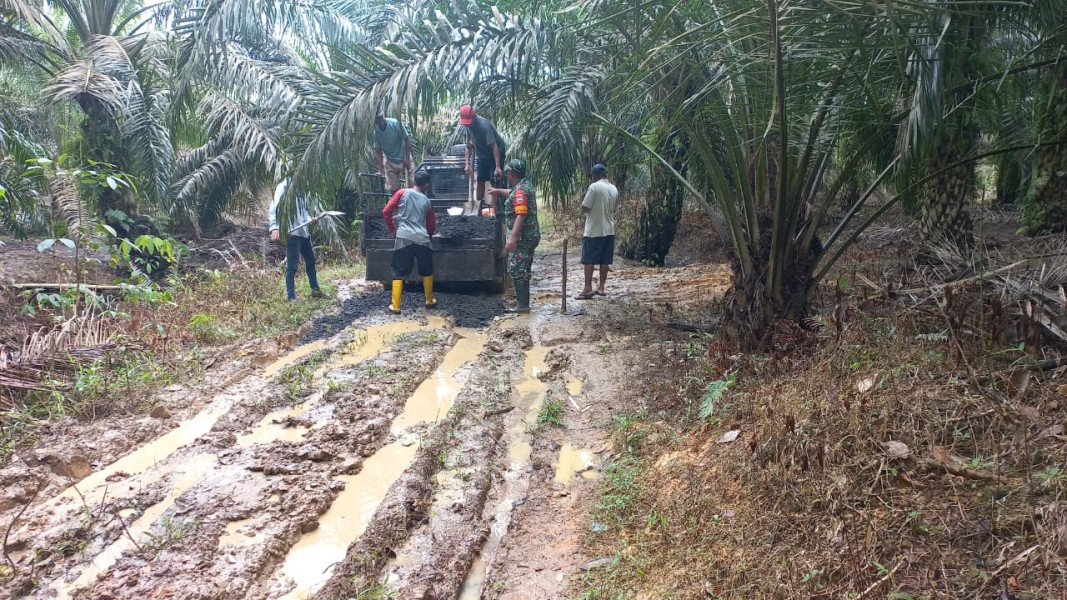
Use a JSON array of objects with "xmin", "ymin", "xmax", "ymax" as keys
[
  {"xmin": 362, "ymin": 216, "xmax": 498, "ymax": 241},
  {"xmin": 435, "ymin": 215, "xmax": 498, "ymax": 240},
  {"xmin": 363, "ymin": 219, "xmax": 392, "ymax": 240},
  {"xmin": 301, "ymin": 290, "xmax": 505, "ymax": 344}
]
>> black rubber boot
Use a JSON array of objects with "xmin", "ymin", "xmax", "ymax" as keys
[{"xmin": 507, "ymin": 280, "xmax": 531, "ymax": 313}]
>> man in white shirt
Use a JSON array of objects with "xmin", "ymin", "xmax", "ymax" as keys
[
  {"xmin": 575, "ymin": 163, "xmax": 619, "ymax": 299},
  {"xmin": 268, "ymin": 179, "xmax": 325, "ymax": 301}
]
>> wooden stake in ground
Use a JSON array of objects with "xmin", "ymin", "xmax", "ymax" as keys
[{"xmin": 562, "ymin": 239, "xmax": 568, "ymax": 313}]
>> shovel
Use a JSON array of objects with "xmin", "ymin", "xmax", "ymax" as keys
[{"xmin": 291, "ymin": 210, "xmax": 345, "ymax": 231}]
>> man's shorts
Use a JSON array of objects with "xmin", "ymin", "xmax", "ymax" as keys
[
  {"xmin": 581, "ymin": 235, "xmax": 615, "ymax": 265},
  {"xmin": 474, "ymin": 152, "xmax": 506, "ymax": 183},
  {"xmin": 384, "ymin": 159, "xmax": 409, "ymax": 192},
  {"xmin": 391, "ymin": 243, "xmax": 434, "ymax": 279}
]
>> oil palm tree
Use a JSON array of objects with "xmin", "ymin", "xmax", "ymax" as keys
[
  {"xmin": 1024, "ymin": 60, "xmax": 1067, "ymax": 233},
  {"xmin": 163, "ymin": 0, "xmax": 1067, "ymax": 349},
  {"xmin": 1, "ymin": 0, "xmax": 174, "ymax": 226},
  {"xmin": 169, "ymin": 0, "xmax": 404, "ymax": 236},
  {"xmin": 896, "ymin": 3, "xmax": 1009, "ymax": 247},
  {"xmin": 1019, "ymin": 0, "xmax": 1067, "ymax": 234}
]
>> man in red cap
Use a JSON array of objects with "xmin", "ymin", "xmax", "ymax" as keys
[{"xmin": 459, "ymin": 104, "xmax": 507, "ymax": 211}]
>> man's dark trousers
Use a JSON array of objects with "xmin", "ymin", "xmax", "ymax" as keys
[{"xmin": 285, "ymin": 234, "xmax": 319, "ymax": 299}]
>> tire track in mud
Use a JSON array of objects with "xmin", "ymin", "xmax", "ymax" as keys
[
  {"xmin": 8, "ymin": 314, "xmax": 587, "ymax": 600},
  {"xmin": 311, "ymin": 326, "xmax": 576, "ymax": 600},
  {"xmin": 2, "ymin": 315, "xmax": 457, "ymax": 599},
  {"xmin": 315, "ymin": 326, "xmax": 539, "ymax": 599}
]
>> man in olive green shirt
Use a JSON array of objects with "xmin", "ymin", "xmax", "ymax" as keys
[{"xmin": 488, "ymin": 159, "xmax": 539, "ymax": 313}]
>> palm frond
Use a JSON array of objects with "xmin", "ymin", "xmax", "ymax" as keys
[
  {"xmin": 523, "ymin": 64, "xmax": 604, "ymax": 204},
  {"xmin": 290, "ymin": 1, "xmax": 560, "ymax": 196}
]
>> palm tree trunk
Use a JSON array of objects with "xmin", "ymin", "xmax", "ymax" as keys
[
  {"xmin": 994, "ymin": 152, "xmax": 1028, "ymax": 207},
  {"xmin": 918, "ymin": 135, "xmax": 976, "ymax": 247},
  {"xmin": 1023, "ymin": 62, "xmax": 1067, "ymax": 234},
  {"xmin": 623, "ymin": 128, "xmax": 687, "ymax": 266}
]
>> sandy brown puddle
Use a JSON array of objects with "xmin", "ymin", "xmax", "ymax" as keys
[
  {"xmin": 271, "ymin": 326, "xmax": 487, "ymax": 598},
  {"xmin": 24, "ymin": 316, "xmax": 457, "ymax": 599},
  {"xmin": 453, "ymin": 343, "xmax": 552, "ymax": 599}
]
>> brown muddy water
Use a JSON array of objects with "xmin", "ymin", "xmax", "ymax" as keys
[
  {"xmin": 274, "ymin": 326, "xmax": 487, "ymax": 598},
  {"xmin": 57, "ymin": 453, "xmax": 218, "ymax": 599},
  {"xmin": 454, "ymin": 343, "xmax": 553, "ymax": 599},
  {"xmin": 277, "ymin": 441, "xmax": 418, "ymax": 599}
]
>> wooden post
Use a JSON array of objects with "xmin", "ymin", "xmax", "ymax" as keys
[{"xmin": 562, "ymin": 239, "xmax": 568, "ymax": 313}]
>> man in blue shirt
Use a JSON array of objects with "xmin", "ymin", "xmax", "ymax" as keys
[{"xmin": 373, "ymin": 114, "xmax": 413, "ymax": 193}]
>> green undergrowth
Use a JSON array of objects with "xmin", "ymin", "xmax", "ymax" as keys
[{"xmin": 0, "ymin": 258, "xmax": 365, "ymax": 459}]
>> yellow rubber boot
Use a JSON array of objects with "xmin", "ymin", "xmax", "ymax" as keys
[
  {"xmin": 423, "ymin": 275, "xmax": 437, "ymax": 308},
  {"xmin": 389, "ymin": 280, "xmax": 403, "ymax": 314}
]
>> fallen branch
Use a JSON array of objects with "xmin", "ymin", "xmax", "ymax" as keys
[
  {"xmin": 665, "ymin": 320, "xmax": 716, "ymax": 333},
  {"xmin": 3, "ymin": 283, "xmax": 124, "ymax": 292},
  {"xmin": 567, "ymin": 394, "xmax": 583, "ymax": 412},
  {"xmin": 114, "ymin": 507, "xmax": 143, "ymax": 554},
  {"xmin": 893, "ymin": 260, "xmax": 1028, "ymax": 295},
  {"xmin": 483, "ymin": 405, "xmax": 515, "ymax": 419},
  {"xmin": 989, "ymin": 544, "xmax": 1040, "ymax": 578},
  {"xmin": 3, "ymin": 479, "xmax": 41, "ymax": 581},
  {"xmin": 855, "ymin": 562, "xmax": 901, "ymax": 600},
  {"xmin": 1025, "ymin": 356, "xmax": 1067, "ymax": 371},
  {"xmin": 944, "ymin": 408, "xmax": 997, "ymax": 423},
  {"xmin": 926, "ymin": 459, "xmax": 1007, "ymax": 483}
]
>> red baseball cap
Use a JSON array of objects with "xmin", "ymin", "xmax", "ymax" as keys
[{"xmin": 459, "ymin": 104, "xmax": 475, "ymax": 126}]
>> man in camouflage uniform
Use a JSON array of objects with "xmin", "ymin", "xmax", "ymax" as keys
[{"xmin": 489, "ymin": 159, "xmax": 539, "ymax": 313}]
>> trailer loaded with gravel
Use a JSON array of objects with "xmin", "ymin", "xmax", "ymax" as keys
[{"xmin": 359, "ymin": 145, "xmax": 506, "ymax": 292}]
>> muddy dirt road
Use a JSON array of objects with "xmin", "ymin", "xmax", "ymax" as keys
[{"xmin": 0, "ymin": 250, "xmax": 728, "ymax": 600}]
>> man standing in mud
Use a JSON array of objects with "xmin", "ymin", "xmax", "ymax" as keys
[
  {"xmin": 374, "ymin": 113, "xmax": 413, "ymax": 193},
  {"xmin": 269, "ymin": 178, "xmax": 326, "ymax": 302},
  {"xmin": 459, "ymin": 105, "xmax": 506, "ymax": 211},
  {"xmin": 488, "ymin": 159, "xmax": 539, "ymax": 313},
  {"xmin": 382, "ymin": 170, "xmax": 437, "ymax": 314},
  {"xmin": 575, "ymin": 163, "xmax": 619, "ymax": 300}
]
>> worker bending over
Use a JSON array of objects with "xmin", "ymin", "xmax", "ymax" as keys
[
  {"xmin": 373, "ymin": 113, "xmax": 413, "ymax": 193},
  {"xmin": 382, "ymin": 171, "xmax": 437, "ymax": 314},
  {"xmin": 459, "ymin": 105, "xmax": 506, "ymax": 211},
  {"xmin": 488, "ymin": 159, "xmax": 539, "ymax": 313}
]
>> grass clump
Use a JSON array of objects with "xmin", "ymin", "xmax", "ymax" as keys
[{"xmin": 536, "ymin": 393, "xmax": 565, "ymax": 427}]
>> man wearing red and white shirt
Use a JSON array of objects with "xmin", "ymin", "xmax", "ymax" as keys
[{"xmin": 382, "ymin": 171, "xmax": 437, "ymax": 313}]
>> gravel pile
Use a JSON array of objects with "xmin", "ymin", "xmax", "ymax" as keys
[
  {"xmin": 301, "ymin": 290, "xmax": 505, "ymax": 344},
  {"xmin": 362, "ymin": 215, "xmax": 498, "ymax": 241}
]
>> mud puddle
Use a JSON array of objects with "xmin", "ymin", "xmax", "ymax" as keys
[
  {"xmin": 239, "ymin": 317, "xmax": 447, "ymax": 449},
  {"xmin": 37, "ymin": 319, "xmax": 443, "ymax": 518},
  {"xmin": 392, "ymin": 329, "xmax": 487, "ymax": 431},
  {"xmin": 217, "ymin": 518, "xmax": 256, "ymax": 549},
  {"xmin": 43, "ymin": 401, "xmax": 232, "ymax": 512},
  {"xmin": 5, "ymin": 313, "xmax": 463, "ymax": 600},
  {"xmin": 553, "ymin": 443, "xmax": 599, "ymax": 484},
  {"xmin": 261, "ymin": 339, "xmax": 328, "ymax": 378},
  {"xmin": 271, "ymin": 327, "xmax": 487, "ymax": 598},
  {"xmin": 277, "ymin": 442, "xmax": 419, "ymax": 599},
  {"xmin": 458, "ymin": 555, "xmax": 488, "ymax": 599},
  {"xmin": 453, "ymin": 342, "xmax": 553, "ymax": 599}
]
